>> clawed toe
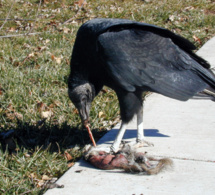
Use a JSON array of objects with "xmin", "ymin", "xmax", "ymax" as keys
[
  {"xmin": 137, "ymin": 139, "xmax": 154, "ymax": 147},
  {"xmin": 123, "ymin": 139, "xmax": 154, "ymax": 149}
]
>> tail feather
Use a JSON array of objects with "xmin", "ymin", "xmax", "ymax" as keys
[
  {"xmin": 193, "ymin": 60, "xmax": 215, "ymax": 101},
  {"xmin": 203, "ymin": 88, "xmax": 215, "ymax": 97},
  {"xmin": 193, "ymin": 87, "xmax": 215, "ymax": 101}
]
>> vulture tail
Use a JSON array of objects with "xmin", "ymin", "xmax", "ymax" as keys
[
  {"xmin": 192, "ymin": 58, "xmax": 215, "ymax": 101},
  {"xmin": 203, "ymin": 88, "xmax": 215, "ymax": 97},
  {"xmin": 193, "ymin": 86, "xmax": 215, "ymax": 101}
]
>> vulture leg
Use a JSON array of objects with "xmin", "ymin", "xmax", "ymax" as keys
[
  {"xmin": 136, "ymin": 101, "xmax": 154, "ymax": 147},
  {"xmin": 87, "ymin": 123, "xmax": 127, "ymax": 154},
  {"xmin": 137, "ymin": 102, "xmax": 144, "ymax": 142},
  {"xmin": 110, "ymin": 122, "xmax": 127, "ymax": 153},
  {"xmin": 110, "ymin": 101, "xmax": 153, "ymax": 153},
  {"xmin": 88, "ymin": 102, "xmax": 153, "ymax": 154}
]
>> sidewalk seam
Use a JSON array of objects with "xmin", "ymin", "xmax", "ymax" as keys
[{"xmin": 152, "ymin": 155, "xmax": 215, "ymax": 163}]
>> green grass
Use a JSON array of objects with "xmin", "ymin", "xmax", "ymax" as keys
[{"xmin": 0, "ymin": 0, "xmax": 215, "ymax": 194}]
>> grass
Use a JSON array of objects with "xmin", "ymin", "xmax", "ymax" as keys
[{"xmin": 0, "ymin": 0, "xmax": 214, "ymax": 194}]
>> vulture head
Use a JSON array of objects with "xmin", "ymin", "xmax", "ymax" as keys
[{"xmin": 68, "ymin": 83, "xmax": 95, "ymax": 126}]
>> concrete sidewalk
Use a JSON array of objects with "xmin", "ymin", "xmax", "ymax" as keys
[{"xmin": 45, "ymin": 38, "xmax": 215, "ymax": 195}]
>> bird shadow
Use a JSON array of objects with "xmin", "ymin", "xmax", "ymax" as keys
[
  {"xmin": 97, "ymin": 128, "xmax": 169, "ymax": 144},
  {"xmin": 0, "ymin": 120, "xmax": 107, "ymax": 153},
  {"xmin": 124, "ymin": 129, "xmax": 170, "ymax": 139}
]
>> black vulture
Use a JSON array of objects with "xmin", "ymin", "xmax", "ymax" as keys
[{"xmin": 68, "ymin": 18, "xmax": 215, "ymax": 153}]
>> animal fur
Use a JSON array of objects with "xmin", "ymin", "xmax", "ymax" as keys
[{"xmin": 84, "ymin": 144, "xmax": 173, "ymax": 175}]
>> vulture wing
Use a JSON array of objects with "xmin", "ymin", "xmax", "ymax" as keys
[{"xmin": 97, "ymin": 28, "xmax": 215, "ymax": 101}]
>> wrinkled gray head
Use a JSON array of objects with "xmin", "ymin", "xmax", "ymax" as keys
[{"xmin": 68, "ymin": 83, "xmax": 95, "ymax": 125}]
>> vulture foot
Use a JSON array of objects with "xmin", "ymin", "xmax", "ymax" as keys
[{"xmin": 126, "ymin": 139, "xmax": 154, "ymax": 149}]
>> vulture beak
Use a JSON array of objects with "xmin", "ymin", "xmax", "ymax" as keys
[
  {"xmin": 78, "ymin": 103, "xmax": 91, "ymax": 127},
  {"xmin": 78, "ymin": 104, "xmax": 97, "ymax": 147}
]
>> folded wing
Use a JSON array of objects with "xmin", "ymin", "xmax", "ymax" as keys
[{"xmin": 97, "ymin": 28, "xmax": 215, "ymax": 101}]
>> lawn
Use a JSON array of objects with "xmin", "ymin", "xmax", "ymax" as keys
[{"xmin": 0, "ymin": 0, "xmax": 214, "ymax": 194}]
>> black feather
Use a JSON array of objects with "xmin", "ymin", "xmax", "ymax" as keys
[{"xmin": 68, "ymin": 18, "xmax": 215, "ymax": 123}]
